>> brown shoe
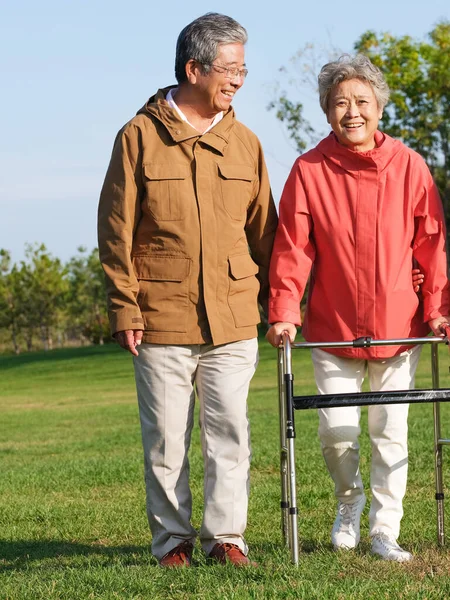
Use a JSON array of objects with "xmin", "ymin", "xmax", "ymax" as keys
[
  {"xmin": 208, "ymin": 543, "xmax": 257, "ymax": 567},
  {"xmin": 159, "ymin": 541, "xmax": 194, "ymax": 567}
]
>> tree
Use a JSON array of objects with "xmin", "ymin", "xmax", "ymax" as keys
[
  {"xmin": 0, "ymin": 244, "xmax": 111, "ymax": 353},
  {"xmin": 269, "ymin": 21, "xmax": 450, "ymax": 224},
  {"xmin": 18, "ymin": 244, "xmax": 68, "ymax": 351},
  {"xmin": 267, "ymin": 43, "xmax": 337, "ymax": 155},
  {"xmin": 267, "ymin": 95, "xmax": 317, "ymax": 155},
  {"xmin": 355, "ymin": 21, "xmax": 450, "ymax": 216},
  {"xmin": 0, "ymin": 250, "xmax": 22, "ymax": 353},
  {"xmin": 66, "ymin": 247, "xmax": 109, "ymax": 345}
]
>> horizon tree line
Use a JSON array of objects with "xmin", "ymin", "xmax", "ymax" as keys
[{"xmin": 0, "ymin": 244, "xmax": 110, "ymax": 354}]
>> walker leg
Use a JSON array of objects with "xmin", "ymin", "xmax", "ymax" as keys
[
  {"xmin": 431, "ymin": 344, "xmax": 445, "ymax": 545},
  {"xmin": 278, "ymin": 348, "xmax": 290, "ymax": 546},
  {"xmin": 287, "ymin": 436, "xmax": 299, "ymax": 564},
  {"xmin": 283, "ymin": 339, "xmax": 299, "ymax": 564}
]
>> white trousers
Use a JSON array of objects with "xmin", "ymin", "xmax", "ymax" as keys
[
  {"xmin": 311, "ymin": 346, "xmax": 422, "ymax": 538},
  {"xmin": 133, "ymin": 338, "xmax": 258, "ymax": 559}
]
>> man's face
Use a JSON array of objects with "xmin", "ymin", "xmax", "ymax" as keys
[{"xmin": 192, "ymin": 43, "xmax": 246, "ymax": 115}]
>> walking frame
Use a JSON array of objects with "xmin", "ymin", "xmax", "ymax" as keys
[{"xmin": 277, "ymin": 329, "xmax": 450, "ymax": 565}]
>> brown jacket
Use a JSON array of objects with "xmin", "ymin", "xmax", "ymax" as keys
[{"xmin": 98, "ymin": 87, "xmax": 278, "ymax": 345}]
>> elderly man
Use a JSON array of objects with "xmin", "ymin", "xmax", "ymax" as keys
[{"xmin": 98, "ymin": 13, "xmax": 277, "ymax": 567}]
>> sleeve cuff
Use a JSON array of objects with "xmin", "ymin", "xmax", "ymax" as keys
[{"xmin": 109, "ymin": 310, "xmax": 144, "ymax": 335}]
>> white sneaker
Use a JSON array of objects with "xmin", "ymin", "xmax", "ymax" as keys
[
  {"xmin": 371, "ymin": 532, "xmax": 412, "ymax": 562},
  {"xmin": 331, "ymin": 495, "xmax": 366, "ymax": 550}
]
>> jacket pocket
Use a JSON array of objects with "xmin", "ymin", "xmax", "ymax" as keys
[
  {"xmin": 143, "ymin": 163, "xmax": 190, "ymax": 221},
  {"xmin": 227, "ymin": 254, "xmax": 261, "ymax": 327},
  {"xmin": 218, "ymin": 164, "xmax": 255, "ymax": 221},
  {"xmin": 133, "ymin": 255, "xmax": 191, "ymax": 332}
]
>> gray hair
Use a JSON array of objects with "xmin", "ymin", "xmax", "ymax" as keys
[
  {"xmin": 175, "ymin": 12, "xmax": 248, "ymax": 84},
  {"xmin": 318, "ymin": 54, "xmax": 390, "ymax": 114}
]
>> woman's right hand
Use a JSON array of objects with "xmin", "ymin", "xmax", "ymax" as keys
[{"xmin": 266, "ymin": 322, "xmax": 297, "ymax": 347}]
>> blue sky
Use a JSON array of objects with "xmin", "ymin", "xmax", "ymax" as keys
[{"xmin": 1, "ymin": 0, "xmax": 449, "ymax": 263}]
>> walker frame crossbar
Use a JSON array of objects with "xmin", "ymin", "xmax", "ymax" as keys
[
  {"xmin": 293, "ymin": 389, "xmax": 450, "ymax": 410},
  {"xmin": 277, "ymin": 332, "xmax": 450, "ymax": 565}
]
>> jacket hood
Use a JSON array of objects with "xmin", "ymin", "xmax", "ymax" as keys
[
  {"xmin": 135, "ymin": 86, "xmax": 236, "ymax": 149},
  {"xmin": 136, "ymin": 86, "xmax": 179, "ymax": 124},
  {"xmin": 316, "ymin": 131, "xmax": 405, "ymax": 174}
]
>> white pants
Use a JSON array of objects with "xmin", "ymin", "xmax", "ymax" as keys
[
  {"xmin": 133, "ymin": 338, "xmax": 258, "ymax": 559},
  {"xmin": 311, "ymin": 346, "xmax": 422, "ymax": 538}
]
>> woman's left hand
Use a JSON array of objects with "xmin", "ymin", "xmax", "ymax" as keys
[{"xmin": 428, "ymin": 316, "xmax": 450, "ymax": 337}]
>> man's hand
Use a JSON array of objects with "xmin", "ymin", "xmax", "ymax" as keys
[
  {"xmin": 266, "ymin": 322, "xmax": 297, "ymax": 348},
  {"xmin": 115, "ymin": 329, "xmax": 144, "ymax": 356},
  {"xmin": 412, "ymin": 268, "xmax": 424, "ymax": 293},
  {"xmin": 428, "ymin": 317, "xmax": 450, "ymax": 337}
]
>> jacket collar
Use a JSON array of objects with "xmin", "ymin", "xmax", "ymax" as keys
[
  {"xmin": 316, "ymin": 131, "xmax": 404, "ymax": 173},
  {"xmin": 137, "ymin": 86, "xmax": 235, "ymax": 156}
]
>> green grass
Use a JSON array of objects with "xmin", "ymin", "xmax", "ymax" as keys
[{"xmin": 1, "ymin": 341, "xmax": 450, "ymax": 599}]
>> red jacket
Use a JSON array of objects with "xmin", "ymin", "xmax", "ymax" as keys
[{"xmin": 268, "ymin": 131, "xmax": 450, "ymax": 358}]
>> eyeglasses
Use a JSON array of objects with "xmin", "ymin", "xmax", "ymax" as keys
[{"xmin": 204, "ymin": 62, "xmax": 249, "ymax": 80}]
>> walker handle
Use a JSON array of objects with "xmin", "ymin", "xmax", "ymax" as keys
[{"xmin": 439, "ymin": 323, "xmax": 450, "ymax": 343}]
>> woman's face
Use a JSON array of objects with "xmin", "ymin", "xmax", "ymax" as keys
[{"xmin": 326, "ymin": 78, "xmax": 383, "ymax": 152}]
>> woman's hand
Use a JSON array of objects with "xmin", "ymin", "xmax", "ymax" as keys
[
  {"xmin": 428, "ymin": 317, "xmax": 450, "ymax": 337},
  {"xmin": 266, "ymin": 322, "xmax": 297, "ymax": 347},
  {"xmin": 412, "ymin": 268, "xmax": 424, "ymax": 293}
]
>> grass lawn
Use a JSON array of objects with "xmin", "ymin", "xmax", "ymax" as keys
[{"xmin": 1, "ymin": 339, "xmax": 450, "ymax": 599}]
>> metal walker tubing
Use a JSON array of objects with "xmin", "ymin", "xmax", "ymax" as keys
[{"xmin": 277, "ymin": 333, "xmax": 450, "ymax": 565}]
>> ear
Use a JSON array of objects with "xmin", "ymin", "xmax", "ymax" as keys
[
  {"xmin": 378, "ymin": 107, "xmax": 383, "ymax": 120},
  {"xmin": 185, "ymin": 59, "xmax": 201, "ymax": 85}
]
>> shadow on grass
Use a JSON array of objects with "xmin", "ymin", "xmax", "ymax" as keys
[
  {"xmin": 0, "ymin": 540, "xmax": 156, "ymax": 571},
  {"xmin": 0, "ymin": 538, "xmax": 325, "ymax": 572}
]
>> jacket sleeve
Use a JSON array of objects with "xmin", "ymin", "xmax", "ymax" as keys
[
  {"xmin": 97, "ymin": 123, "xmax": 144, "ymax": 335},
  {"xmin": 268, "ymin": 159, "xmax": 316, "ymax": 326},
  {"xmin": 412, "ymin": 162, "xmax": 450, "ymax": 321},
  {"xmin": 244, "ymin": 140, "xmax": 278, "ymax": 316}
]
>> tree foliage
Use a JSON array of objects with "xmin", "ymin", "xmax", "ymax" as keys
[
  {"xmin": 0, "ymin": 245, "xmax": 110, "ymax": 353},
  {"xmin": 0, "ymin": 250, "xmax": 22, "ymax": 353},
  {"xmin": 267, "ymin": 43, "xmax": 338, "ymax": 154},
  {"xmin": 66, "ymin": 247, "xmax": 109, "ymax": 345},
  {"xmin": 267, "ymin": 95, "xmax": 317, "ymax": 154},
  {"xmin": 18, "ymin": 244, "xmax": 68, "ymax": 351},
  {"xmin": 269, "ymin": 21, "xmax": 450, "ymax": 219},
  {"xmin": 355, "ymin": 21, "xmax": 450, "ymax": 214}
]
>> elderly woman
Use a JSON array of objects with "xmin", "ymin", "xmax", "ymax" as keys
[{"xmin": 267, "ymin": 54, "xmax": 450, "ymax": 562}]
